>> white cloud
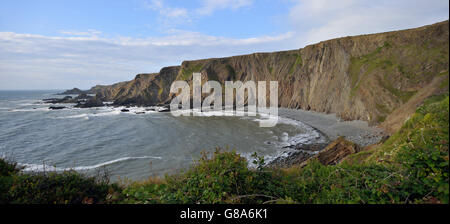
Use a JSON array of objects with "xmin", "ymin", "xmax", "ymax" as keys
[
  {"xmin": 145, "ymin": 0, "xmax": 190, "ymax": 24},
  {"xmin": 59, "ymin": 29, "xmax": 102, "ymax": 36},
  {"xmin": 147, "ymin": 0, "xmax": 188, "ymax": 19},
  {"xmin": 288, "ymin": 0, "xmax": 449, "ymax": 45},
  {"xmin": 1, "ymin": 0, "xmax": 448, "ymax": 90},
  {"xmin": 144, "ymin": 0, "xmax": 254, "ymax": 28},
  {"xmin": 0, "ymin": 30, "xmax": 294, "ymax": 90}
]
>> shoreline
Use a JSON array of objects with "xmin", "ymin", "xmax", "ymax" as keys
[
  {"xmin": 26, "ymin": 96, "xmax": 386, "ymax": 171},
  {"xmin": 266, "ymin": 108, "xmax": 385, "ymax": 168},
  {"xmin": 278, "ymin": 108, "xmax": 385, "ymax": 147}
]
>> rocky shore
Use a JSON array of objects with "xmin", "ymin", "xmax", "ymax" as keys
[
  {"xmin": 266, "ymin": 108, "xmax": 385, "ymax": 168},
  {"xmin": 44, "ymin": 91, "xmax": 386, "ymax": 169}
]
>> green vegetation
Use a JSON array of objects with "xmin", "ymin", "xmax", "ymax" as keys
[
  {"xmin": 157, "ymin": 86, "xmax": 164, "ymax": 97},
  {"xmin": 376, "ymin": 76, "xmax": 417, "ymax": 103},
  {"xmin": 1, "ymin": 94, "xmax": 448, "ymax": 204},
  {"xmin": 180, "ymin": 63, "xmax": 203, "ymax": 80},
  {"xmin": 439, "ymin": 71, "xmax": 449, "ymax": 89},
  {"xmin": 120, "ymin": 94, "xmax": 450, "ymax": 204},
  {"xmin": 288, "ymin": 53, "xmax": 303, "ymax": 75},
  {"xmin": 348, "ymin": 40, "xmax": 446, "ymax": 101},
  {"xmin": 225, "ymin": 64, "xmax": 237, "ymax": 80},
  {"xmin": 0, "ymin": 159, "xmax": 119, "ymax": 204}
]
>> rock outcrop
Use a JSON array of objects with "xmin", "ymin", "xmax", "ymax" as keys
[
  {"xmin": 88, "ymin": 20, "xmax": 449, "ymax": 133},
  {"xmin": 57, "ymin": 88, "xmax": 87, "ymax": 95},
  {"xmin": 43, "ymin": 94, "xmax": 93, "ymax": 104},
  {"xmin": 288, "ymin": 137, "xmax": 361, "ymax": 168},
  {"xmin": 93, "ymin": 66, "xmax": 180, "ymax": 106},
  {"xmin": 314, "ymin": 137, "xmax": 361, "ymax": 165}
]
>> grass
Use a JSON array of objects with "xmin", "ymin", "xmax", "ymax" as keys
[
  {"xmin": 118, "ymin": 94, "xmax": 448, "ymax": 204},
  {"xmin": 0, "ymin": 159, "xmax": 120, "ymax": 204},
  {"xmin": 348, "ymin": 40, "xmax": 448, "ymax": 102},
  {"xmin": 288, "ymin": 53, "xmax": 303, "ymax": 75},
  {"xmin": 1, "ymin": 94, "xmax": 448, "ymax": 204},
  {"xmin": 121, "ymin": 94, "xmax": 449, "ymax": 204},
  {"xmin": 376, "ymin": 76, "xmax": 417, "ymax": 103},
  {"xmin": 180, "ymin": 63, "xmax": 203, "ymax": 80}
]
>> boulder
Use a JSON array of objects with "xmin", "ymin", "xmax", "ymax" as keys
[
  {"xmin": 294, "ymin": 143, "xmax": 328, "ymax": 152},
  {"xmin": 267, "ymin": 150, "xmax": 312, "ymax": 168},
  {"xmin": 314, "ymin": 137, "xmax": 361, "ymax": 165},
  {"xmin": 74, "ymin": 97, "xmax": 104, "ymax": 108},
  {"xmin": 43, "ymin": 96, "xmax": 76, "ymax": 104},
  {"xmin": 75, "ymin": 93, "xmax": 91, "ymax": 100},
  {"xmin": 57, "ymin": 88, "xmax": 86, "ymax": 95}
]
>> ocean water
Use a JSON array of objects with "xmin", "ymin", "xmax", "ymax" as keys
[{"xmin": 0, "ymin": 90, "xmax": 326, "ymax": 181}]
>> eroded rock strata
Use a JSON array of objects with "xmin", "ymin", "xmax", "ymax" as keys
[{"xmin": 86, "ymin": 21, "xmax": 448, "ymax": 135}]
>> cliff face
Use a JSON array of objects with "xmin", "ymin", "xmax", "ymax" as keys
[
  {"xmin": 93, "ymin": 66, "xmax": 180, "ymax": 106},
  {"xmin": 91, "ymin": 21, "xmax": 449, "ymax": 133}
]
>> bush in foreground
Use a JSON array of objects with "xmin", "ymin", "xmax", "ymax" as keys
[
  {"xmin": 121, "ymin": 95, "xmax": 449, "ymax": 204},
  {"xmin": 0, "ymin": 159, "xmax": 119, "ymax": 204},
  {"xmin": 1, "ymin": 95, "xmax": 448, "ymax": 204}
]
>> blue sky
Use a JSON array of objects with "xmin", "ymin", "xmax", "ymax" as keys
[{"xmin": 0, "ymin": 0, "xmax": 448, "ymax": 90}]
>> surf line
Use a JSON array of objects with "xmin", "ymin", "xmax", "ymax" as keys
[{"xmin": 169, "ymin": 73, "xmax": 279, "ymax": 127}]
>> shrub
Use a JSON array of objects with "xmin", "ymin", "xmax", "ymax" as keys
[
  {"xmin": 121, "ymin": 95, "xmax": 449, "ymax": 204},
  {"xmin": 2, "ymin": 95, "xmax": 448, "ymax": 204},
  {"xmin": 0, "ymin": 158, "xmax": 20, "ymax": 203},
  {"xmin": 0, "ymin": 159, "xmax": 120, "ymax": 204}
]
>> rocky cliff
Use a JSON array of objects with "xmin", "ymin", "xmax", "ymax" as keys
[{"xmin": 90, "ymin": 20, "xmax": 449, "ymax": 133}]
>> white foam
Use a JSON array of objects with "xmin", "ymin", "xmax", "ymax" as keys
[
  {"xmin": 20, "ymin": 156, "xmax": 162, "ymax": 172},
  {"xmin": 9, "ymin": 107, "xmax": 50, "ymax": 112},
  {"xmin": 62, "ymin": 113, "xmax": 89, "ymax": 119},
  {"xmin": 57, "ymin": 109, "xmax": 122, "ymax": 119},
  {"xmin": 171, "ymin": 107, "xmax": 327, "ymax": 148},
  {"xmin": 280, "ymin": 132, "xmax": 289, "ymax": 142},
  {"xmin": 91, "ymin": 110, "xmax": 122, "ymax": 117}
]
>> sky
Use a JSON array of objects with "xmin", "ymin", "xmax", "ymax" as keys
[{"xmin": 0, "ymin": 0, "xmax": 448, "ymax": 90}]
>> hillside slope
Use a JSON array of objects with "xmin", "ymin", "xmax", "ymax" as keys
[{"xmin": 90, "ymin": 20, "xmax": 449, "ymax": 133}]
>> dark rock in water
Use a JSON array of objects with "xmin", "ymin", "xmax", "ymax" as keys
[
  {"xmin": 76, "ymin": 93, "xmax": 91, "ymax": 100},
  {"xmin": 75, "ymin": 97, "xmax": 104, "ymax": 108},
  {"xmin": 49, "ymin": 106, "xmax": 66, "ymax": 110},
  {"xmin": 43, "ymin": 96, "xmax": 76, "ymax": 104},
  {"xmin": 135, "ymin": 112, "xmax": 145, "ymax": 114},
  {"xmin": 146, "ymin": 108, "xmax": 156, "ymax": 111},
  {"xmin": 43, "ymin": 98, "xmax": 61, "ymax": 103},
  {"xmin": 57, "ymin": 88, "xmax": 86, "ymax": 95},
  {"xmin": 44, "ymin": 93, "xmax": 96, "ymax": 106},
  {"xmin": 121, "ymin": 109, "xmax": 130, "ymax": 112}
]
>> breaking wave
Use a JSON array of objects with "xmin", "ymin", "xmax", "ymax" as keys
[{"xmin": 19, "ymin": 156, "xmax": 162, "ymax": 172}]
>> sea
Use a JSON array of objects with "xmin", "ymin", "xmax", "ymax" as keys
[{"xmin": 0, "ymin": 90, "xmax": 326, "ymax": 181}]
